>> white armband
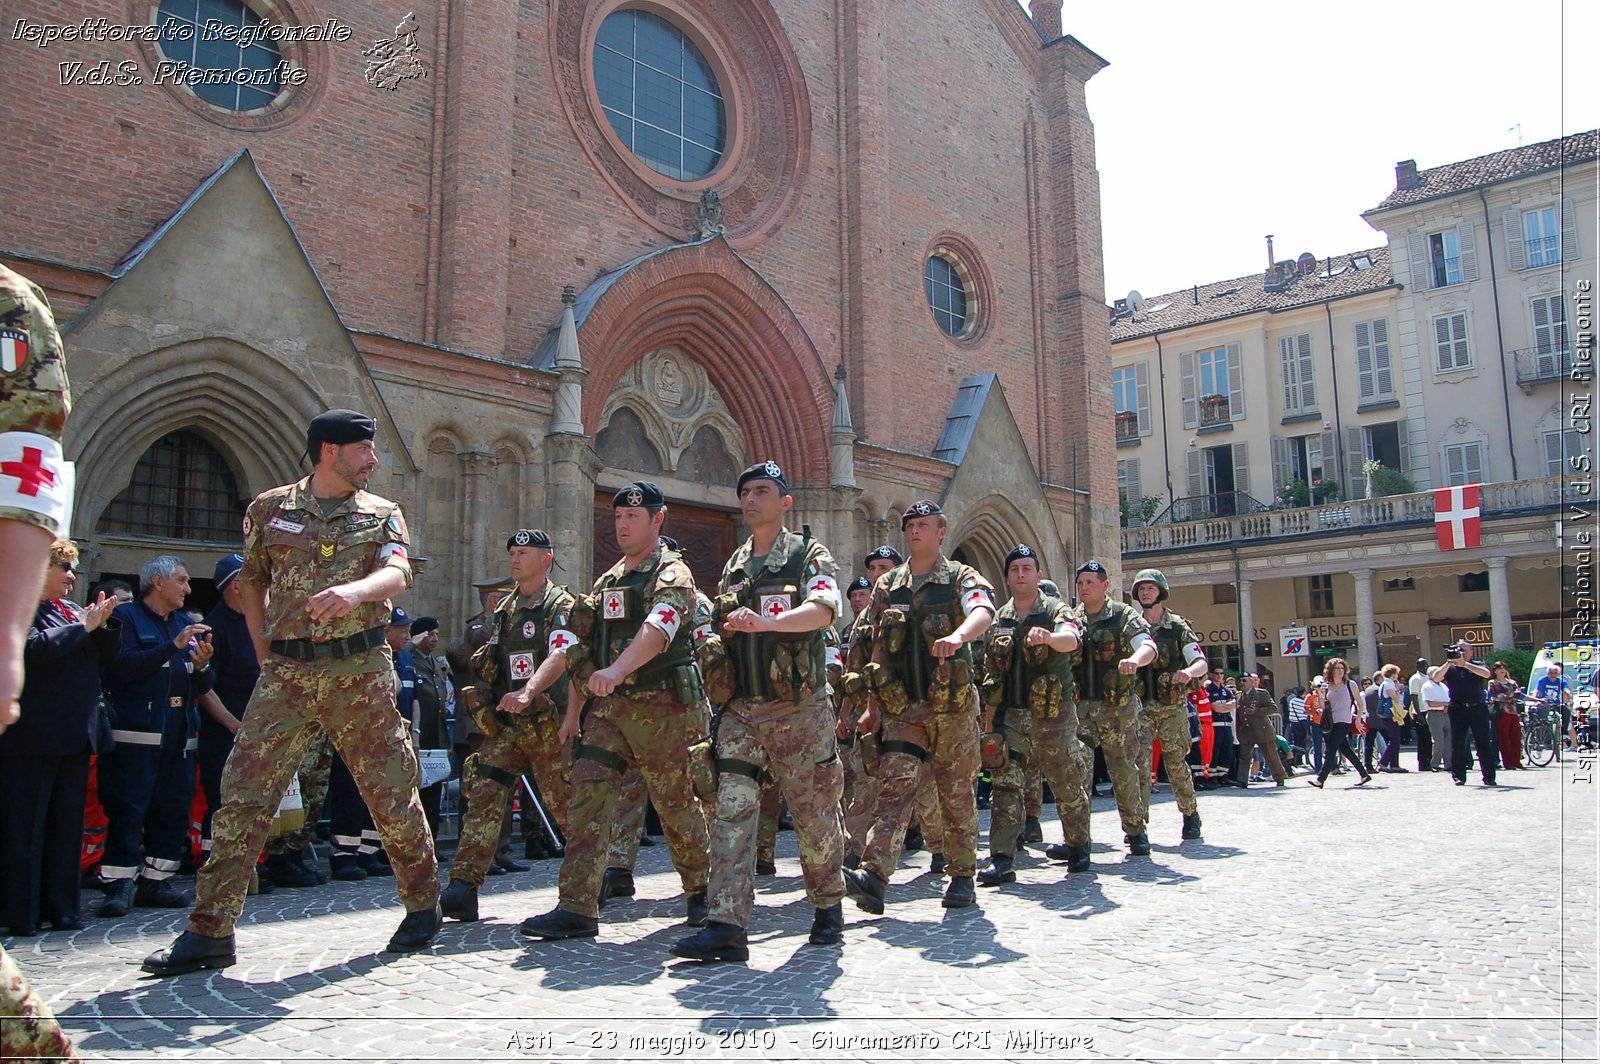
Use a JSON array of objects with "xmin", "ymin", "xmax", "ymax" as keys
[
  {"xmin": 825, "ymin": 646, "xmax": 842, "ymax": 670},
  {"xmin": 644, "ymin": 602, "xmax": 683, "ymax": 643},
  {"xmin": 0, "ymin": 431, "xmax": 74, "ymax": 535},
  {"xmin": 802, "ymin": 574, "xmax": 841, "ymax": 618},
  {"xmin": 961, "ymin": 588, "xmax": 995, "ymax": 617},
  {"xmin": 692, "ymin": 622, "xmax": 714, "ymax": 648},
  {"xmin": 547, "ymin": 629, "xmax": 577, "ymax": 655},
  {"xmin": 1055, "ymin": 621, "xmax": 1082, "ymax": 642},
  {"xmin": 1130, "ymin": 633, "xmax": 1155, "ymax": 653},
  {"xmin": 1182, "ymin": 642, "xmax": 1205, "ymax": 665},
  {"xmin": 377, "ymin": 542, "xmax": 409, "ymax": 565}
]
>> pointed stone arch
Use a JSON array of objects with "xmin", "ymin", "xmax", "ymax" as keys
[{"xmin": 947, "ymin": 492, "xmax": 1046, "ymax": 584}]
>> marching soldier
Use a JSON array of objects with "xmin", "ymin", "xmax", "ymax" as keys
[
  {"xmin": 671, "ymin": 462, "xmax": 846, "ymax": 962},
  {"xmin": 520, "ymin": 482, "xmax": 711, "ymax": 941},
  {"xmin": 439, "ymin": 530, "xmax": 577, "ymax": 922},
  {"xmin": 1061, "ymin": 560, "xmax": 1156, "ymax": 866},
  {"xmin": 843, "ymin": 501, "xmax": 994, "ymax": 912},
  {"xmin": 1131, "ymin": 568, "xmax": 1207, "ymax": 839},
  {"xmin": 976, "ymin": 546, "xmax": 1081, "ymax": 887},
  {"xmin": 144, "ymin": 409, "xmax": 440, "ymax": 975}
]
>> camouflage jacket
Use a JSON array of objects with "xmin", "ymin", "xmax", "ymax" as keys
[
  {"xmin": 716, "ymin": 526, "xmax": 840, "ymax": 702},
  {"xmin": 1072, "ymin": 598, "xmax": 1152, "ymax": 708},
  {"xmin": 870, "ymin": 555, "xmax": 995, "ymax": 702},
  {"xmin": 587, "ymin": 545, "xmax": 698, "ymax": 689},
  {"xmin": 987, "ymin": 593, "xmax": 1078, "ymax": 710},
  {"xmin": 480, "ymin": 580, "xmax": 577, "ymax": 710},
  {"xmin": 1139, "ymin": 606, "xmax": 1203, "ymax": 706},
  {"xmin": 0, "ymin": 264, "xmax": 73, "ymax": 536}
]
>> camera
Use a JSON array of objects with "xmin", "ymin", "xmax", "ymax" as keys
[{"xmin": 1444, "ymin": 642, "xmax": 1464, "ymax": 660}]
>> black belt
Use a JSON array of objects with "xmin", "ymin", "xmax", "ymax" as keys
[{"xmin": 270, "ymin": 627, "xmax": 386, "ymax": 662}]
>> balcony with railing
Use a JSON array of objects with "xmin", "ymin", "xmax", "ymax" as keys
[
  {"xmin": 1525, "ymin": 235, "xmax": 1561, "ymax": 269},
  {"xmin": 1514, "ymin": 346, "xmax": 1574, "ymax": 388},
  {"xmin": 1122, "ymin": 475, "xmax": 1577, "ymax": 554},
  {"xmin": 1432, "ymin": 254, "xmax": 1462, "ymax": 288},
  {"xmin": 1115, "ymin": 410, "xmax": 1141, "ymax": 443},
  {"xmin": 1197, "ymin": 394, "xmax": 1232, "ymax": 428}
]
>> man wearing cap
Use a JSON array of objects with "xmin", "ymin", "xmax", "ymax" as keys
[
  {"xmin": 440, "ymin": 530, "xmax": 577, "ymax": 922},
  {"xmin": 671, "ymin": 462, "xmax": 846, "ymax": 962},
  {"xmin": 408, "ymin": 616, "xmax": 449, "ymax": 840},
  {"xmin": 976, "ymin": 545, "xmax": 1082, "ymax": 887},
  {"xmin": 1130, "ymin": 568, "xmax": 1208, "ymax": 838},
  {"xmin": 197, "ymin": 555, "xmax": 259, "ymax": 869},
  {"xmin": 521, "ymin": 482, "xmax": 712, "ymax": 941},
  {"xmin": 1063, "ymin": 560, "xmax": 1157, "ymax": 862},
  {"xmin": 1234, "ymin": 672, "xmax": 1289, "ymax": 787},
  {"xmin": 144, "ymin": 409, "xmax": 439, "ymax": 976},
  {"xmin": 843, "ymin": 500, "xmax": 995, "ymax": 913},
  {"xmin": 446, "ymin": 574, "xmax": 525, "ymax": 872}
]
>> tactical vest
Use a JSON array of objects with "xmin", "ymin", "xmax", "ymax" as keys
[
  {"xmin": 490, "ymin": 583, "xmax": 573, "ymax": 708},
  {"xmin": 105, "ymin": 603, "xmax": 196, "ymax": 732},
  {"xmin": 989, "ymin": 595, "xmax": 1076, "ymax": 709},
  {"xmin": 1140, "ymin": 610, "xmax": 1194, "ymax": 706},
  {"xmin": 593, "ymin": 550, "xmax": 695, "ymax": 689},
  {"xmin": 886, "ymin": 571, "xmax": 974, "ymax": 702},
  {"xmin": 723, "ymin": 532, "xmax": 826, "ymax": 702},
  {"xmin": 1074, "ymin": 600, "xmax": 1141, "ymax": 706}
]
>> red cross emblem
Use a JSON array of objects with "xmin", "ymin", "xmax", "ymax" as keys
[
  {"xmin": 809, "ymin": 578, "xmax": 831, "ymax": 593},
  {"xmin": 1, "ymin": 446, "xmax": 55, "ymax": 498},
  {"xmin": 766, "ymin": 600, "xmax": 785, "ymax": 616},
  {"xmin": 510, "ymin": 653, "xmax": 534, "ymax": 679},
  {"xmin": 550, "ymin": 632, "xmax": 571, "ymax": 649},
  {"xmin": 602, "ymin": 592, "xmax": 625, "ymax": 619},
  {"xmin": 657, "ymin": 607, "xmax": 676, "ymax": 626}
]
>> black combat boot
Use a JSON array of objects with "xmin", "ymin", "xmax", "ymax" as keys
[
  {"xmin": 928, "ymin": 852, "xmax": 946, "ymax": 875},
  {"xmin": 685, "ymin": 891, "xmax": 709, "ymax": 927},
  {"xmin": 941, "ymin": 876, "xmax": 976, "ymax": 909},
  {"xmin": 597, "ymin": 868, "xmax": 635, "ymax": 910},
  {"xmin": 520, "ymin": 907, "xmax": 599, "ymax": 940},
  {"xmin": 669, "ymin": 921, "xmax": 749, "ymax": 962},
  {"xmin": 330, "ymin": 855, "xmax": 367, "ymax": 881},
  {"xmin": 134, "ymin": 878, "xmax": 191, "ymax": 909},
  {"xmin": 1043, "ymin": 842, "xmax": 1073, "ymax": 862},
  {"xmin": 808, "ymin": 903, "xmax": 844, "ymax": 946},
  {"xmin": 361, "ymin": 851, "xmax": 395, "ymax": 877},
  {"xmin": 976, "ymin": 855, "xmax": 1015, "ymax": 887},
  {"xmin": 842, "ymin": 867, "xmax": 886, "ymax": 915},
  {"xmin": 266, "ymin": 852, "xmax": 319, "ymax": 888},
  {"xmin": 1181, "ymin": 811, "xmax": 1203, "ymax": 840},
  {"xmin": 386, "ymin": 906, "xmax": 442, "ymax": 952},
  {"xmin": 902, "ymin": 826, "xmax": 925, "ymax": 853},
  {"xmin": 1126, "ymin": 832, "xmax": 1151, "ymax": 857},
  {"xmin": 99, "ymin": 879, "xmax": 134, "ymax": 918},
  {"xmin": 755, "ymin": 858, "xmax": 777, "ymax": 876},
  {"xmin": 1024, "ymin": 816, "xmax": 1044, "ymax": 844},
  {"xmin": 142, "ymin": 931, "xmax": 236, "ymax": 977},
  {"xmin": 439, "ymin": 880, "xmax": 479, "ymax": 922},
  {"xmin": 1066, "ymin": 845, "xmax": 1092, "ymax": 874}
]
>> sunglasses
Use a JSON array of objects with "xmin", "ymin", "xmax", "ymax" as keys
[{"xmin": 57, "ymin": 563, "xmax": 77, "ymax": 575}]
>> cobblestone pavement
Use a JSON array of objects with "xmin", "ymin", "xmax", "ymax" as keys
[{"xmin": 6, "ymin": 760, "xmax": 1596, "ymax": 1062}]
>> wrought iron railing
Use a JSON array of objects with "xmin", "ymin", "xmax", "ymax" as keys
[{"xmin": 1514, "ymin": 346, "xmax": 1573, "ymax": 387}]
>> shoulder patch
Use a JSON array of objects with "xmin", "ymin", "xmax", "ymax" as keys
[
  {"xmin": 386, "ymin": 514, "xmax": 403, "ymax": 537},
  {"xmin": 658, "ymin": 568, "xmax": 677, "ymax": 584},
  {"xmin": 961, "ymin": 576, "xmax": 977, "ymax": 589}
]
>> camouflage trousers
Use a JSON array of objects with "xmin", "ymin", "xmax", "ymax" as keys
[
  {"xmin": 1080, "ymin": 699, "xmax": 1148, "ymax": 838},
  {"xmin": 840, "ymin": 739, "xmax": 878, "ymax": 858},
  {"xmin": 189, "ymin": 654, "xmax": 439, "ymax": 936},
  {"xmin": 604, "ymin": 768, "xmax": 649, "ymax": 870},
  {"xmin": 1025, "ymin": 755, "xmax": 1043, "ymax": 820},
  {"xmin": 1031, "ymin": 701, "xmax": 1092, "ymax": 847},
  {"xmin": 557, "ymin": 690, "xmax": 710, "ymax": 918},
  {"xmin": 1137, "ymin": 701, "xmax": 1199, "ymax": 819},
  {"xmin": 860, "ymin": 691, "xmax": 980, "ymax": 883},
  {"xmin": 1, "ymin": 945, "xmax": 78, "ymax": 1061},
  {"xmin": 986, "ymin": 707, "xmax": 1034, "ymax": 857},
  {"xmin": 755, "ymin": 778, "xmax": 782, "ymax": 867},
  {"xmin": 450, "ymin": 711, "xmax": 571, "ymax": 889},
  {"xmin": 708, "ymin": 693, "xmax": 845, "ymax": 928},
  {"xmin": 913, "ymin": 762, "xmax": 944, "ymax": 853},
  {"xmin": 266, "ymin": 728, "xmax": 332, "ymax": 856}
]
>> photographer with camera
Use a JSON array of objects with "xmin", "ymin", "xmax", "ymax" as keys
[{"xmin": 1430, "ymin": 642, "xmax": 1495, "ymax": 787}]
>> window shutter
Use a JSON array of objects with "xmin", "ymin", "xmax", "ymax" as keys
[
  {"xmin": 1180, "ymin": 350, "xmax": 1197, "ymax": 428},
  {"xmin": 1135, "ymin": 361, "xmax": 1152, "ymax": 436},
  {"xmin": 1373, "ymin": 318, "xmax": 1392, "ymax": 396},
  {"xmin": 1396, "ymin": 417, "xmax": 1410, "ymax": 473},
  {"xmin": 1296, "ymin": 332, "xmax": 1316, "ymax": 410},
  {"xmin": 1408, "ymin": 232, "xmax": 1432, "ymax": 290},
  {"xmin": 1279, "ymin": 337, "xmax": 1297, "ymax": 411},
  {"xmin": 1355, "ymin": 321, "xmax": 1375, "ymax": 399},
  {"xmin": 1271, "ymin": 436, "xmax": 1291, "ymax": 491},
  {"xmin": 1186, "ymin": 449, "xmax": 1203, "ymax": 499},
  {"xmin": 1503, "ymin": 208, "xmax": 1526, "ymax": 270},
  {"xmin": 1469, "ymin": 442, "xmax": 1485, "ymax": 484},
  {"xmin": 1562, "ymin": 198, "xmax": 1580, "ymax": 261},
  {"xmin": 1457, "ymin": 222, "xmax": 1478, "ymax": 282},
  {"xmin": 1344, "ymin": 426, "xmax": 1365, "ymax": 489},
  {"xmin": 1227, "ymin": 343, "xmax": 1245, "ymax": 420},
  {"xmin": 1125, "ymin": 458, "xmax": 1142, "ymax": 508},
  {"xmin": 1232, "ymin": 441, "xmax": 1250, "ymax": 497},
  {"xmin": 1531, "ymin": 295, "xmax": 1551, "ymax": 348}
]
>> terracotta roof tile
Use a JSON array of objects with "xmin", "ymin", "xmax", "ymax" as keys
[{"xmin": 1367, "ymin": 129, "xmax": 1599, "ymax": 213}]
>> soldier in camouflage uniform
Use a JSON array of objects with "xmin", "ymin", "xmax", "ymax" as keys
[
  {"xmin": 843, "ymin": 501, "xmax": 994, "ymax": 913},
  {"xmin": 1131, "ymin": 569, "xmax": 1207, "ymax": 840},
  {"xmin": 838, "ymin": 577, "xmax": 878, "ymax": 864},
  {"xmin": 144, "ymin": 409, "xmax": 441, "ymax": 976},
  {"xmin": 671, "ymin": 462, "xmax": 846, "ymax": 962},
  {"xmin": 975, "ymin": 546, "xmax": 1083, "ymax": 887},
  {"xmin": 0, "ymin": 263, "xmax": 82, "ymax": 1059},
  {"xmin": 1063, "ymin": 560, "xmax": 1157, "ymax": 864},
  {"xmin": 439, "ymin": 530, "xmax": 578, "ymax": 921},
  {"xmin": 520, "ymin": 482, "xmax": 712, "ymax": 941}
]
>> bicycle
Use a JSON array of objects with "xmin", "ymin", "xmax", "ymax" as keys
[{"xmin": 1522, "ymin": 699, "xmax": 1561, "ymax": 767}]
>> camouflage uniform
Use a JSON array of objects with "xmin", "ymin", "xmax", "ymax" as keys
[
  {"xmin": 266, "ymin": 728, "xmax": 332, "ymax": 858},
  {"xmin": 1136, "ymin": 608, "xmax": 1203, "ymax": 819},
  {"xmin": 982, "ymin": 591, "xmax": 1079, "ymax": 857},
  {"xmin": 554, "ymin": 545, "xmax": 710, "ymax": 919},
  {"xmin": 704, "ymin": 527, "xmax": 845, "ymax": 928},
  {"xmin": 0, "ymin": 264, "xmax": 79, "ymax": 1060},
  {"xmin": 449, "ymin": 580, "xmax": 577, "ymax": 889},
  {"xmin": 187, "ymin": 479, "xmax": 438, "ymax": 937},
  {"xmin": 1073, "ymin": 598, "xmax": 1154, "ymax": 839},
  {"xmin": 857, "ymin": 557, "xmax": 992, "ymax": 884},
  {"xmin": 837, "ymin": 607, "xmax": 879, "ymax": 857}
]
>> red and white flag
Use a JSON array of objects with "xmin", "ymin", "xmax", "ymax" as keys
[{"xmin": 1434, "ymin": 484, "xmax": 1481, "ymax": 550}]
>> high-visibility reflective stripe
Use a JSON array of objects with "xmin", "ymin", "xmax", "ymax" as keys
[
  {"xmin": 111, "ymin": 729, "xmax": 162, "ymax": 746},
  {"xmin": 184, "ymin": 738, "xmax": 198, "ymax": 753},
  {"xmin": 146, "ymin": 856, "xmax": 181, "ymax": 871},
  {"xmin": 100, "ymin": 864, "xmax": 139, "ymax": 880}
]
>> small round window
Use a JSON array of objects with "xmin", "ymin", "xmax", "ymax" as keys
[
  {"xmin": 594, "ymin": 9, "xmax": 726, "ymax": 182},
  {"xmin": 156, "ymin": 0, "xmax": 284, "ymax": 112},
  {"xmin": 925, "ymin": 255, "xmax": 971, "ymax": 338}
]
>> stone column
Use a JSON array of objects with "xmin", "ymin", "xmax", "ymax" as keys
[
  {"xmin": 1239, "ymin": 578, "xmax": 1256, "ymax": 673},
  {"xmin": 460, "ymin": 451, "xmax": 497, "ymax": 593},
  {"xmin": 1485, "ymin": 556, "xmax": 1513, "ymax": 650},
  {"xmin": 547, "ymin": 435, "xmax": 601, "ymax": 592},
  {"xmin": 1352, "ymin": 568, "xmax": 1377, "ymax": 678}
]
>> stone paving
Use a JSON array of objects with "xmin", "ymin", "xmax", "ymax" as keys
[{"xmin": 6, "ymin": 759, "xmax": 1596, "ymax": 1062}]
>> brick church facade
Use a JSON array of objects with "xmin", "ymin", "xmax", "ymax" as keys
[{"xmin": 3, "ymin": 0, "xmax": 1115, "ymax": 622}]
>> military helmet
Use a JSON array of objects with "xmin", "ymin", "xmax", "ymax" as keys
[{"xmin": 1130, "ymin": 567, "xmax": 1169, "ymax": 602}]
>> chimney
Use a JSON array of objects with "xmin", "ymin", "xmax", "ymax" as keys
[
  {"xmin": 1395, "ymin": 160, "xmax": 1419, "ymax": 190},
  {"xmin": 1029, "ymin": 0, "xmax": 1063, "ymax": 39},
  {"xmin": 1265, "ymin": 234, "xmax": 1275, "ymax": 269}
]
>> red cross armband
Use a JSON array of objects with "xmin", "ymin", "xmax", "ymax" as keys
[
  {"xmin": 644, "ymin": 602, "xmax": 683, "ymax": 643},
  {"xmin": 961, "ymin": 587, "xmax": 995, "ymax": 617},
  {"xmin": 802, "ymin": 573, "xmax": 841, "ymax": 617},
  {"xmin": 547, "ymin": 628, "xmax": 577, "ymax": 655},
  {"xmin": 0, "ymin": 431, "xmax": 75, "ymax": 535}
]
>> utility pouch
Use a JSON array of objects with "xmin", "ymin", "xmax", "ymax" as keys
[
  {"xmin": 879, "ymin": 608, "xmax": 908, "ymax": 655},
  {"xmin": 688, "ymin": 736, "xmax": 717, "ymax": 802},
  {"xmin": 864, "ymin": 662, "xmax": 908, "ymax": 716},
  {"xmin": 980, "ymin": 730, "xmax": 1007, "ymax": 771}
]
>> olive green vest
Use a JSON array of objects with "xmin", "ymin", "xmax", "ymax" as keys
[{"xmin": 593, "ymin": 550, "xmax": 695, "ymax": 689}]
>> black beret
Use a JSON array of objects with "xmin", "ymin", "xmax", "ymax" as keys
[
  {"xmin": 614, "ymin": 481, "xmax": 665, "ymax": 512},
  {"xmin": 410, "ymin": 616, "xmax": 440, "ymax": 635},
  {"xmin": 307, "ymin": 408, "xmax": 376, "ymax": 457},
  {"xmin": 737, "ymin": 460, "xmax": 788, "ymax": 494},
  {"xmin": 659, "ymin": 535, "xmax": 680, "ymax": 551},
  {"xmin": 900, "ymin": 500, "xmax": 943, "ymax": 528},
  {"xmin": 846, "ymin": 576, "xmax": 872, "ymax": 594},
  {"xmin": 507, "ymin": 529, "xmax": 553, "ymax": 551},
  {"xmin": 1076, "ymin": 559, "xmax": 1109, "ymax": 578},
  {"xmin": 864, "ymin": 545, "xmax": 903, "ymax": 566},
  {"xmin": 1004, "ymin": 544, "xmax": 1039, "ymax": 571}
]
